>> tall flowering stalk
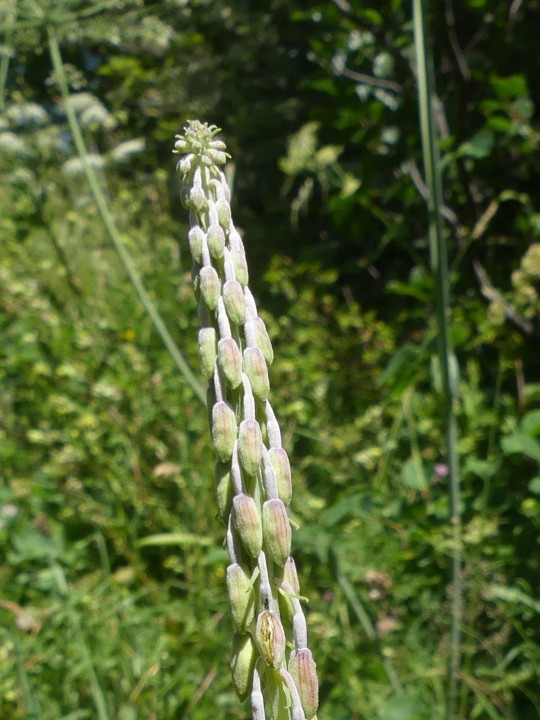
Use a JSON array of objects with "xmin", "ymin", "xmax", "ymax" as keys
[{"xmin": 174, "ymin": 121, "xmax": 319, "ymax": 720}]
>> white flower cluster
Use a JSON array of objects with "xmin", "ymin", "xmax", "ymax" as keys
[{"xmin": 175, "ymin": 121, "xmax": 318, "ymax": 720}]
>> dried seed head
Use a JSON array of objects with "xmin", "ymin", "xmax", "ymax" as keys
[
  {"xmin": 199, "ymin": 266, "xmax": 220, "ymax": 311},
  {"xmin": 255, "ymin": 610, "xmax": 286, "ymax": 669},
  {"xmin": 288, "ymin": 649, "xmax": 319, "ymax": 720},
  {"xmin": 232, "ymin": 493, "xmax": 263, "ymax": 558},
  {"xmin": 269, "ymin": 447, "xmax": 292, "ymax": 505},
  {"xmin": 214, "ymin": 461, "xmax": 233, "ymax": 521},
  {"xmin": 217, "ymin": 337, "xmax": 242, "ymax": 389},
  {"xmin": 243, "ymin": 346, "xmax": 270, "ymax": 401},
  {"xmin": 230, "ymin": 248, "xmax": 249, "ymax": 286},
  {"xmin": 238, "ymin": 419, "xmax": 263, "ymax": 476},
  {"xmin": 230, "ymin": 632, "xmax": 257, "ymax": 701},
  {"xmin": 188, "ymin": 225, "xmax": 205, "ymax": 264},
  {"xmin": 223, "ymin": 280, "xmax": 246, "ymax": 325},
  {"xmin": 207, "ymin": 223, "xmax": 225, "ymax": 261},
  {"xmin": 227, "ymin": 563, "xmax": 256, "ymax": 632},
  {"xmin": 212, "ymin": 401, "xmax": 237, "ymax": 462},
  {"xmin": 198, "ymin": 327, "xmax": 217, "ymax": 380},
  {"xmin": 262, "ymin": 499, "xmax": 291, "ymax": 567}
]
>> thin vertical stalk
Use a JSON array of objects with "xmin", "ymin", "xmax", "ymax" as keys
[
  {"xmin": 46, "ymin": 26, "xmax": 205, "ymax": 406},
  {"xmin": 412, "ymin": 2, "xmax": 463, "ymax": 718}
]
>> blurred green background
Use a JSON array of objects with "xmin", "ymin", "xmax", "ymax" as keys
[{"xmin": 1, "ymin": 1, "xmax": 539, "ymax": 718}]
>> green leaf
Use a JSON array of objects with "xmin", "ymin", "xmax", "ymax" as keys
[
  {"xmin": 137, "ymin": 533, "xmax": 213, "ymax": 547},
  {"xmin": 501, "ymin": 433, "xmax": 540, "ymax": 462},
  {"xmin": 521, "ymin": 410, "xmax": 540, "ymax": 437},
  {"xmin": 378, "ymin": 692, "xmax": 430, "ymax": 720},
  {"xmin": 528, "ymin": 477, "xmax": 540, "ymax": 495},
  {"xmin": 457, "ymin": 129, "xmax": 494, "ymax": 159},
  {"xmin": 401, "ymin": 457, "xmax": 427, "ymax": 491}
]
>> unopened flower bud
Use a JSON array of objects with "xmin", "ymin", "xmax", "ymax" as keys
[
  {"xmin": 230, "ymin": 249, "xmax": 249, "ymax": 286},
  {"xmin": 262, "ymin": 499, "xmax": 291, "ymax": 566},
  {"xmin": 238, "ymin": 419, "xmax": 263, "ymax": 476},
  {"xmin": 253, "ymin": 317, "xmax": 274, "ymax": 365},
  {"xmin": 207, "ymin": 223, "xmax": 225, "ymax": 261},
  {"xmin": 243, "ymin": 347, "xmax": 270, "ymax": 401},
  {"xmin": 177, "ymin": 154, "xmax": 195, "ymax": 175},
  {"xmin": 218, "ymin": 337, "xmax": 242, "ymax": 389},
  {"xmin": 232, "ymin": 493, "xmax": 263, "ymax": 558},
  {"xmin": 214, "ymin": 461, "xmax": 233, "ymax": 521},
  {"xmin": 208, "ymin": 149, "xmax": 228, "ymax": 165},
  {"xmin": 198, "ymin": 327, "xmax": 217, "ymax": 380},
  {"xmin": 227, "ymin": 564, "xmax": 256, "ymax": 632},
  {"xmin": 216, "ymin": 198, "xmax": 232, "ymax": 229},
  {"xmin": 212, "ymin": 401, "xmax": 237, "ymax": 462},
  {"xmin": 288, "ymin": 649, "xmax": 319, "ymax": 720},
  {"xmin": 223, "ymin": 280, "xmax": 246, "ymax": 325},
  {"xmin": 255, "ymin": 610, "xmax": 286, "ymax": 669},
  {"xmin": 189, "ymin": 185, "xmax": 207, "ymax": 212},
  {"xmin": 230, "ymin": 632, "xmax": 257, "ymax": 701},
  {"xmin": 188, "ymin": 226, "xmax": 205, "ymax": 264},
  {"xmin": 269, "ymin": 447, "xmax": 292, "ymax": 505},
  {"xmin": 283, "ymin": 556, "xmax": 300, "ymax": 596},
  {"xmin": 199, "ymin": 266, "xmax": 220, "ymax": 311},
  {"xmin": 209, "ymin": 139, "xmax": 227, "ymax": 151}
]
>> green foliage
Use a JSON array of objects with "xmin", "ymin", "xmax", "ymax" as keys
[{"xmin": 1, "ymin": 1, "xmax": 539, "ymax": 719}]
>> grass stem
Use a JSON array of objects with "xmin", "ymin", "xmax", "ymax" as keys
[
  {"xmin": 47, "ymin": 26, "xmax": 205, "ymax": 406},
  {"xmin": 412, "ymin": 2, "xmax": 463, "ymax": 717}
]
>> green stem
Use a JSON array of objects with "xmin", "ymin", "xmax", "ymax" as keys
[
  {"xmin": 47, "ymin": 26, "xmax": 205, "ymax": 406},
  {"xmin": 412, "ymin": 2, "xmax": 463, "ymax": 718}
]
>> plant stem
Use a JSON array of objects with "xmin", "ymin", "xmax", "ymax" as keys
[
  {"xmin": 47, "ymin": 26, "xmax": 205, "ymax": 406},
  {"xmin": 412, "ymin": 2, "xmax": 463, "ymax": 718}
]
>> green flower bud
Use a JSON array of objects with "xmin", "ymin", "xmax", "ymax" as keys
[
  {"xmin": 230, "ymin": 632, "xmax": 257, "ymax": 701},
  {"xmin": 262, "ymin": 499, "xmax": 291, "ymax": 566},
  {"xmin": 283, "ymin": 556, "xmax": 300, "ymax": 596},
  {"xmin": 212, "ymin": 401, "xmax": 237, "ymax": 462},
  {"xmin": 253, "ymin": 317, "xmax": 274, "ymax": 365},
  {"xmin": 227, "ymin": 563, "xmax": 256, "ymax": 632},
  {"xmin": 207, "ymin": 223, "xmax": 225, "ymax": 261},
  {"xmin": 255, "ymin": 610, "xmax": 286, "ymax": 669},
  {"xmin": 230, "ymin": 249, "xmax": 249, "ymax": 286},
  {"xmin": 288, "ymin": 649, "xmax": 319, "ymax": 720},
  {"xmin": 214, "ymin": 460, "xmax": 233, "ymax": 521},
  {"xmin": 232, "ymin": 493, "xmax": 263, "ymax": 558},
  {"xmin": 269, "ymin": 447, "xmax": 292, "ymax": 505},
  {"xmin": 238, "ymin": 419, "xmax": 263, "ymax": 476},
  {"xmin": 223, "ymin": 280, "xmax": 246, "ymax": 325},
  {"xmin": 199, "ymin": 266, "xmax": 220, "ymax": 311},
  {"xmin": 198, "ymin": 327, "xmax": 217, "ymax": 380},
  {"xmin": 188, "ymin": 226, "xmax": 205, "ymax": 264},
  {"xmin": 216, "ymin": 198, "xmax": 232, "ymax": 229},
  {"xmin": 243, "ymin": 347, "xmax": 270, "ymax": 401},
  {"xmin": 217, "ymin": 337, "xmax": 242, "ymax": 389}
]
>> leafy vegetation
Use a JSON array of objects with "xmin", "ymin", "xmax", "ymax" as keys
[{"xmin": 1, "ymin": 1, "xmax": 539, "ymax": 719}]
